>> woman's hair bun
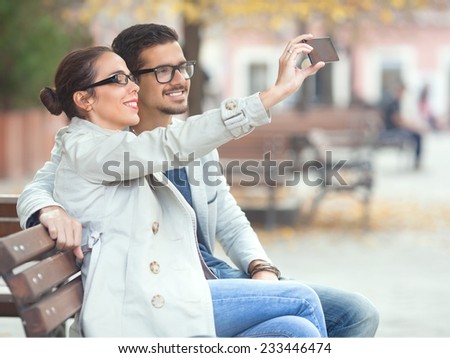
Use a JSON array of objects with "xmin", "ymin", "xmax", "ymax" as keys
[{"xmin": 40, "ymin": 86, "xmax": 63, "ymax": 115}]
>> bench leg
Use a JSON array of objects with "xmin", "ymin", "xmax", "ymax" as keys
[
  {"xmin": 303, "ymin": 189, "xmax": 327, "ymax": 224},
  {"xmin": 264, "ymin": 186, "xmax": 277, "ymax": 231},
  {"xmin": 361, "ymin": 190, "xmax": 372, "ymax": 230}
]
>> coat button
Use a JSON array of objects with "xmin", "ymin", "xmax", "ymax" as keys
[
  {"xmin": 225, "ymin": 100, "xmax": 237, "ymax": 110},
  {"xmin": 149, "ymin": 261, "xmax": 160, "ymax": 274},
  {"xmin": 152, "ymin": 221, "xmax": 159, "ymax": 234},
  {"xmin": 151, "ymin": 294, "xmax": 165, "ymax": 308}
]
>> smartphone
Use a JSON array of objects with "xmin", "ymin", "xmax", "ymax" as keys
[{"xmin": 302, "ymin": 37, "xmax": 339, "ymax": 65}]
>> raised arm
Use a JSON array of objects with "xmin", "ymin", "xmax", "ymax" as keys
[
  {"xmin": 67, "ymin": 35, "xmax": 324, "ymax": 183},
  {"xmin": 64, "ymin": 93, "xmax": 270, "ymax": 183},
  {"xmin": 259, "ymin": 34, "xmax": 324, "ymax": 109}
]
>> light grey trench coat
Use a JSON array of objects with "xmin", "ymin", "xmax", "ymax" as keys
[{"xmin": 21, "ymin": 95, "xmax": 271, "ymax": 337}]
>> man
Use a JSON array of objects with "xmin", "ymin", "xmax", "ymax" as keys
[
  {"xmin": 17, "ymin": 23, "xmax": 378, "ymax": 337},
  {"xmin": 379, "ymin": 82, "xmax": 424, "ymax": 170}
]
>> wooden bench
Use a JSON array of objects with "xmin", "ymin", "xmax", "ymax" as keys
[
  {"xmin": 374, "ymin": 128, "xmax": 418, "ymax": 169},
  {"xmin": 0, "ymin": 194, "xmax": 21, "ymax": 318},
  {"xmin": 0, "ymin": 194, "xmax": 21, "ymax": 238},
  {"xmin": 217, "ymin": 106, "xmax": 386, "ymax": 229},
  {"xmin": 0, "ymin": 195, "xmax": 82, "ymax": 337},
  {"xmin": 297, "ymin": 128, "xmax": 376, "ymax": 228},
  {"xmin": 219, "ymin": 131, "xmax": 302, "ymax": 230}
]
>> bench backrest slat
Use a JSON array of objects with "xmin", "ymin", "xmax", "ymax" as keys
[
  {"xmin": 0, "ymin": 293, "xmax": 18, "ymax": 316},
  {"xmin": 21, "ymin": 277, "xmax": 83, "ymax": 337},
  {"xmin": 0, "ymin": 194, "xmax": 21, "ymax": 237},
  {"xmin": 7, "ymin": 250, "xmax": 80, "ymax": 305},
  {"xmin": 0, "ymin": 218, "xmax": 21, "ymax": 238},
  {"xmin": 0, "ymin": 195, "xmax": 18, "ymax": 218},
  {"xmin": 0, "ymin": 225, "xmax": 56, "ymax": 273}
]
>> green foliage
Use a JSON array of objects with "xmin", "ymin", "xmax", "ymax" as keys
[{"xmin": 0, "ymin": 0, "xmax": 91, "ymax": 109}]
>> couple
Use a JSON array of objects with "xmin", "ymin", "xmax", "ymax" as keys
[{"xmin": 17, "ymin": 23, "xmax": 378, "ymax": 337}]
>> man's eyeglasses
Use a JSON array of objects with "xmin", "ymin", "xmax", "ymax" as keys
[
  {"xmin": 81, "ymin": 73, "xmax": 138, "ymax": 90},
  {"xmin": 134, "ymin": 61, "xmax": 196, "ymax": 84}
]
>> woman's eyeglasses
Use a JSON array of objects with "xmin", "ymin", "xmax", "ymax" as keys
[
  {"xmin": 82, "ymin": 73, "xmax": 138, "ymax": 90},
  {"xmin": 134, "ymin": 61, "xmax": 196, "ymax": 84}
]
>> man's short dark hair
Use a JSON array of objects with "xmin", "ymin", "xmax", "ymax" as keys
[{"xmin": 111, "ymin": 23, "xmax": 179, "ymax": 73}]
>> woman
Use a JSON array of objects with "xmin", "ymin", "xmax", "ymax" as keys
[{"xmin": 40, "ymin": 42, "xmax": 327, "ymax": 337}]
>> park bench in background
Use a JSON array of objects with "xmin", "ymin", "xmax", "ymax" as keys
[
  {"xmin": 0, "ymin": 195, "xmax": 21, "ymax": 237},
  {"xmin": 218, "ymin": 106, "xmax": 380, "ymax": 229},
  {"xmin": 219, "ymin": 132, "xmax": 302, "ymax": 230},
  {"xmin": 219, "ymin": 105, "xmax": 419, "ymax": 229},
  {"xmin": 374, "ymin": 128, "xmax": 418, "ymax": 169},
  {"xmin": 298, "ymin": 128, "xmax": 376, "ymax": 228},
  {"xmin": 0, "ymin": 195, "xmax": 82, "ymax": 337}
]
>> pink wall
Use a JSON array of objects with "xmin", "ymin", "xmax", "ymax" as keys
[{"xmin": 0, "ymin": 110, "xmax": 67, "ymax": 181}]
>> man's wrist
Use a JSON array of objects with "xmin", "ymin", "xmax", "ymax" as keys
[
  {"xmin": 248, "ymin": 260, "xmax": 281, "ymax": 279},
  {"xmin": 38, "ymin": 205, "xmax": 63, "ymax": 222},
  {"xmin": 26, "ymin": 205, "xmax": 62, "ymax": 228},
  {"xmin": 248, "ymin": 259, "xmax": 268, "ymax": 273}
]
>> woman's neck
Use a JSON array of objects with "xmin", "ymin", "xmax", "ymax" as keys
[{"xmin": 131, "ymin": 109, "xmax": 172, "ymax": 134}]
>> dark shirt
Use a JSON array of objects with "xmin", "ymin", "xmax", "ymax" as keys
[
  {"xmin": 165, "ymin": 168, "xmax": 247, "ymax": 278},
  {"xmin": 382, "ymin": 98, "xmax": 400, "ymax": 130},
  {"xmin": 164, "ymin": 168, "xmax": 229, "ymax": 268},
  {"xmin": 26, "ymin": 210, "xmax": 41, "ymax": 228}
]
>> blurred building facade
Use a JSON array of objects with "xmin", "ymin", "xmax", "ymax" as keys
[
  {"xmin": 202, "ymin": 11, "xmax": 450, "ymax": 121},
  {"xmin": 1, "ymin": 8, "xmax": 449, "ymax": 185}
]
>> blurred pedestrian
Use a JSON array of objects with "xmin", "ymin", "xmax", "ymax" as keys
[
  {"xmin": 380, "ymin": 82, "xmax": 424, "ymax": 169},
  {"xmin": 418, "ymin": 85, "xmax": 439, "ymax": 131}
]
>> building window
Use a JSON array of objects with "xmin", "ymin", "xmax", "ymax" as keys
[
  {"xmin": 381, "ymin": 61, "xmax": 403, "ymax": 102},
  {"xmin": 249, "ymin": 63, "xmax": 268, "ymax": 94}
]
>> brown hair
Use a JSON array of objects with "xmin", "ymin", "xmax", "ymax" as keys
[
  {"xmin": 111, "ymin": 23, "xmax": 179, "ymax": 74},
  {"xmin": 40, "ymin": 46, "xmax": 113, "ymax": 119}
]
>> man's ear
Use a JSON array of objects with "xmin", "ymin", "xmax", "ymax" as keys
[{"xmin": 73, "ymin": 91, "xmax": 94, "ymax": 112}]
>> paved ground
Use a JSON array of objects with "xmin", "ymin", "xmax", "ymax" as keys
[
  {"xmin": 1, "ymin": 131, "xmax": 449, "ymax": 337},
  {"xmin": 254, "ymin": 130, "xmax": 450, "ymax": 337}
]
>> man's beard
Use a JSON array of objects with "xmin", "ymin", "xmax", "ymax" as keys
[
  {"xmin": 159, "ymin": 104, "xmax": 189, "ymax": 115},
  {"xmin": 159, "ymin": 85, "xmax": 189, "ymax": 115}
]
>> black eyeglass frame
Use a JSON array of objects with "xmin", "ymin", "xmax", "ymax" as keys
[
  {"xmin": 81, "ymin": 73, "xmax": 138, "ymax": 90},
  {"xmin": 134, "ymin": 61, "xmax": 197, "ymax": 84}
]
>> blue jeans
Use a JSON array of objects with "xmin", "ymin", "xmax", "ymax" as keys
[
  {"xmin": 305, "ymin": 282, "xmax": 379, "ymax": 337},
  {"xmin": 206, "ymin": 261, "xmax": 379, "ymax": 337},
  {"xmin": 208, "ymin": 279, "xmax": 327, "ymax": 337}
]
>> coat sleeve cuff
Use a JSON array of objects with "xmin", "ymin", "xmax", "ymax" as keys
[{"xmin": 221, "ymin": 93, "xmax": 271, "ymax": 138}]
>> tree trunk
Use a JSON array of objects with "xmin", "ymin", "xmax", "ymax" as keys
[
  {"xmin": 317, "ymin": 64, "xmax": 333, "ymax": 105},
  {"xmin": 294, "ymin": 21, "xmax": 310, "ymax": 111},
  {"xmin": 182, "ymin": 20, "xmax": 204, "ymax": 116}
]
